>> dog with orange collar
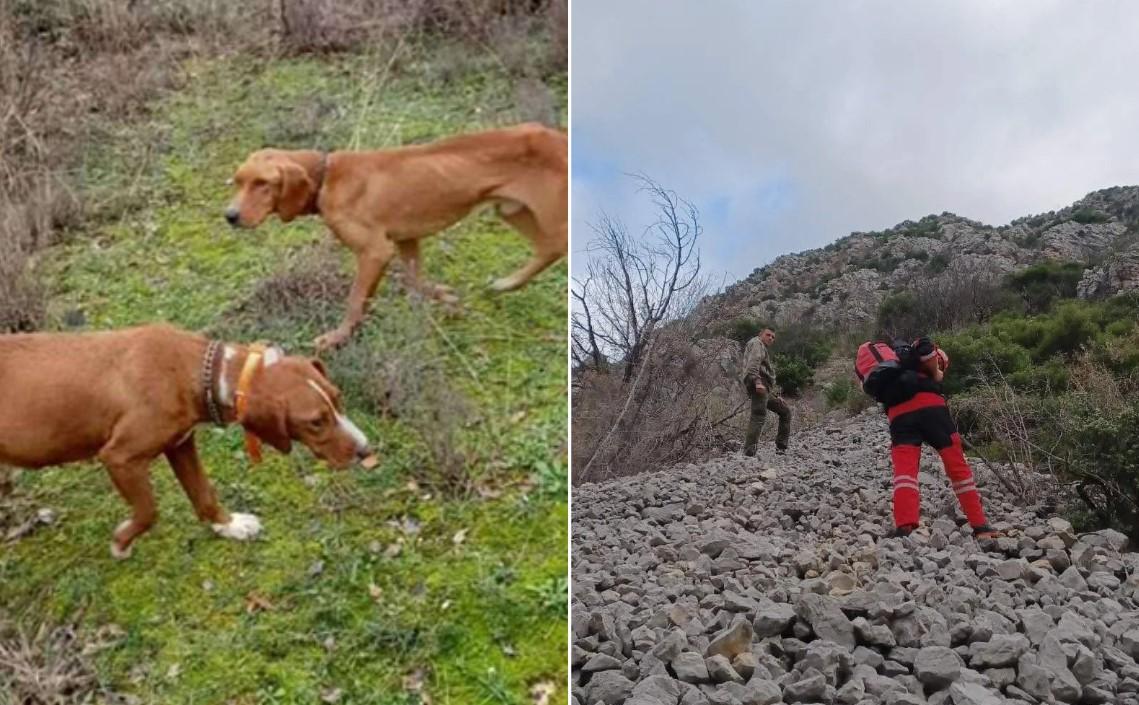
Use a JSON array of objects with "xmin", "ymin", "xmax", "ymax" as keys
[{"xmin": 0, "ymin": 324, "xmax": 375, "ymax": 558}]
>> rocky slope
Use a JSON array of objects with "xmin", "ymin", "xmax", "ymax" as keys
[
  {"xmin": 571, "ymin": 410, "xmax": 1139, "ymax": 705},
  {"xmin": 708, "ymin": 186, "xmax": 1139, "ymax": 328}
]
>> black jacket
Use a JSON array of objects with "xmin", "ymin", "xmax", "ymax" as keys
[{"xmin": 880, "ymin": 370, "xmax": 943, "ymax": 410}]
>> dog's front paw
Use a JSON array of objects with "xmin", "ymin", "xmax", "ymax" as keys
[
  {"xmin": 314, "ymin": 328, "xmax": 350, "ymax": 353},
  {"xmin": 428, "ymin": 283, "xmax": 460, "ymax": 305},
  {"xmin": 110, "ymin": 519, "xmax": 134, "ymax": 560},
  {"xmin": 212, "ymin": 512, "xmax": 263, "ymax": 541},
  {"xmin": 490, "ymin": 276, "xmax": 523, "ymax": 292}
]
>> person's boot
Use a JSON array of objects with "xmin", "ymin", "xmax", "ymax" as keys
[
  {"xmin": 972, "ymin": 524, "xmax": 1004, "ymax": 540},
  {"xmin": 887, "ymin": 523, "xmax": 918, "ymax": 539},
  {"xmin": 775, "ymin": 446, "xmax": 787, "ymax": 456}
]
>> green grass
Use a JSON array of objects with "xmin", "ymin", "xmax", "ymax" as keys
[{"xmin": 1, "ymin": 52, "xmax": 567, "ymax": 705}]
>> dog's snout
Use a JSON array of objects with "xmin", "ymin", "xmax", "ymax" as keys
[
  {"xmin": 356, "ymin": 445, "xmax": 372, "ymax": 460},
  {"xmin": 224, "ymin": 208, "xmax": 240, "ymax": 226}
]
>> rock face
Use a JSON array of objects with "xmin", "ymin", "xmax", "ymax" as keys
[
  {"xmin": 1079, "ymin": 241, "xmax": 1139, "ymax": 299},
  {"xmin": 702, "ymin": 185, "xmax": 1139, "ymax": 328},
  {"xmin": 571, "ymin": 409, "xmax": 1139, "ymax": 705}
]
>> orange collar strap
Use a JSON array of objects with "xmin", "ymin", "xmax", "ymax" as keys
[{"xmin": 234, "ymin": 344, "xmax": 266, "ymax": 465}]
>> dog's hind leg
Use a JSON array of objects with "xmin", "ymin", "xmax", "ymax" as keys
[
  {"xmin": 492, "ymin": 206, "xmax": 565, "ymax": 291},
  {"xmin": 397, "ymin": 239, "xmax": 459, "ymax": 304}
]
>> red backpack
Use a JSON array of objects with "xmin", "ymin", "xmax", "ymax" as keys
[{"xmin": 854, "ymin": 341, "xmax": 903, "ymax": 401}]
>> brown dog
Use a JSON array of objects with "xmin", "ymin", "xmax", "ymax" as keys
[
  {"xmin": 225, "ymin": 123, "xmax": 567, "ymax": 351},
  {"xmin": 0, "ymin": 324, "xmax": 371, "ymax": 558}
]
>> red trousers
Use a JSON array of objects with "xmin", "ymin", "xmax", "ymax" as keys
[{"xmin": 887, "ymin": 393, "xmax": 988, "ymax": 529}]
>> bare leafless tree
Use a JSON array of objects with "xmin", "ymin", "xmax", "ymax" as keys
[
  {"xmin": 572, "ymin": 175, "xmax": 727, "ymax": 482},
  {"xmin": 571, "ymin": 174, "xmax": 702, "ymax": 382}
]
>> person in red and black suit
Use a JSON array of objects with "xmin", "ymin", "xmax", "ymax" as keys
[{"xmin": 880, "ymin": 338, "xmax": 1002, "ymax": 540}]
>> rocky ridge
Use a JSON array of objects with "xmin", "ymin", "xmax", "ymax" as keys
[
  {"xmin": 571, "ymin": 409, "xmax": 1139, "ymax": 705},
  {"xmin": 708, "ymin": 186, "xmax": 1139, "ymax": 328}
]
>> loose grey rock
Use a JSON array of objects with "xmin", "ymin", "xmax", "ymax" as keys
[
  {"xmin": 673, "ymin": 652, "xmax": 710, "ymax": 683},
  {"xmin": 947, "ymin": 681, "xmax": 1002, "ymax": 705},
  {"xmin": 783, "ymin": 671, "xmax": 827, "ymax": 703},
  {"xmin": 796, "ymin": 593, "xmax": 856, "ymax": 650},
  {"xmin": 706, "ymin": 655, "xmax": 743, "ymax": 684},
  {"xmin": 753, "ymin": 603, "xmax": 796, "ymax": 638},
  {"xmin": 584, "ymin": 653, "xmax": 624, "ymax": 672},
  {"xmin": 632, "ymin": 674, "xmax": 682, "ymax": 705},
  {"xmin": 914, "ymin": 646, "xmax": 963, "ymax": 690},
  {"xmin": 589, "ymin": 671, "xmax": 636, "ymax": 705},
  {"xmin": 969, "ymin": 634, "xmax": 1030, "ymax": 668},
  {"xmin": 742, "ymin": 679, "xmax": 781, "ymax": 705},
  {"xmin": 705, "ymin": 618, "xmax": 754, "ymax": 660}
]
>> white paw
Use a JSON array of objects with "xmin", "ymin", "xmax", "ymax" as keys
[
  {"xmin": 110, "ymin": 519, "xmax": 134, "ymax": 560},
  {"xmin": 212, "ymin": 512, "xmax": 263, "ymax": 541},
  {"xmin": 490, "ymin": 277, "xmax": 514, "ymax": 292}
]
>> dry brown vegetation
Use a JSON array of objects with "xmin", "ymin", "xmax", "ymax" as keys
[
  {"xmin": 572, "ymin": 176, "xmax": 760, "ymax": 483},
  {"xmin": 0, "ymin": 619, "xmax": 122, "ymax": 705},
  {"xmin": 573, "ymin": 317, "xmax": 751, "ymax": 485},
  {"xmin": 0, "ymin": 0, "xmax": 566, "ymax": 333}
]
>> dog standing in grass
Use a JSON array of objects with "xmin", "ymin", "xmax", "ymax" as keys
[
  {"xmin": 225, "ymin": 123, "xmax": 568, "ymax": 352},
  {"xmin": 0, "ymin": 324, "xmax": 373, "ymax": 558}
]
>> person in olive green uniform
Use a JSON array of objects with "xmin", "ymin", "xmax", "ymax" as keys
[{"xmin": 741, "ymin": 327, "xmax": 792, "ymax": 455}]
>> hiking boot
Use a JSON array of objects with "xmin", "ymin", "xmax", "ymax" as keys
[
  {"xmin": 972, "ymin": 525, "xmax": 1004, "ymax": 540},
  {"xmin": 888, "ymin": 523, "xmax": 918, "ymax": 539}
]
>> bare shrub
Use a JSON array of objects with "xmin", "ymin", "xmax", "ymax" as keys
[
  {"xmin": 324, "ymin": 306, "xmax": 476, "ymax": 497},
  {"xmin": 573, "ymin": 316, "xmax": 749, "ymax": 485},
  {"xmin": 878, "ymin": 268, "xmax": 1014, "ymax": 339},
  {"xmin": 953, "ymin": 353, "xmax": 1136, "ymax": 516},
  {"xmin": 0, "ymin": 620, "xmax": 121, "ymax": 705},
  {"xmin": 212, "ymin": 242, "xmax": 351, "ymax": 340},
  {"xmin": 954, "ymin": 366, "xmax": 1066, "ymax": 503}
]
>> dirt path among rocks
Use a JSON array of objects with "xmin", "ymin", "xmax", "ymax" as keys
[{"xmin": 572, "ymin": 408, "xmax": 1139, "ymax": 705}]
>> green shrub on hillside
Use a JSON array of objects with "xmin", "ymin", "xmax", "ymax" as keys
[
  {"xmin": 897, "ymin": 216, "xmax": 943, "ymax": 239},
  {"xmin": 927, "ymin": 252, "xmax": 951, "ymax": 273},
  {"xmin": 877, "ymin": 291, "xmax": 919, "ymax": 335},
  {"xmin": 1005, "ymin": 260, "xmax": 1086, "ymax": 313},
  {"xmin": 709, "ymin": 316, "xmax": 763, "ymax": 345},
  {"xmin": 937, "ymin": 295, "xmax": 1139, "ymax": 394},
  {"xmin": 1071, "ymin": 207, "xmax": 1110, "ymax": 224},
  {"xmin": 1068, "ymin": 402, "xmax": 1139, "ymax": 541}
]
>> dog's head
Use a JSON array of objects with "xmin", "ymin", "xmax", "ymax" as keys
[
  {"xmin": 225, "ymin": 150, "xmax": 316, "ymax": 228},
  {"xmin": 240, "ymin": 350, "xmax": 371, "ymax": 470}
]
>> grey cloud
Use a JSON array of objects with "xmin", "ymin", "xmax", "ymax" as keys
[{"xmin": 572, "ymin": 0, "xmax": 1139, "ymax": 281}]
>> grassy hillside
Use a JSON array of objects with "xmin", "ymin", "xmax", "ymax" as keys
[{"xmin": 1, "ymin": 52, "xmax": 567, "ymax": 705}]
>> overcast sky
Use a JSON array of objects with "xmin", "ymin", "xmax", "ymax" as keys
[{"xmin": 571, "ymin": 0, "xmax": 1139, "ymax": 284}]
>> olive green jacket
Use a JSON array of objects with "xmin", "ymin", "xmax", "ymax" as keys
[{"xmin": 741, "ymin": 336, "xmax": 776, "ymax": 389}]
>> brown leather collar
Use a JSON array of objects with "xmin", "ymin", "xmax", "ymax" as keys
[
  {"xmin": 308, "ymin": 151, "xmax": 329, "ymax": 215},
  {"xmin": 201, "ymin": 340, "xmax": 227, "ymax": 427}
]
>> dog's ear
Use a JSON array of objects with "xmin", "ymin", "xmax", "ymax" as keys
[
  {"xmin": 309, "ymin": 357, "xmax": 329, "ymax": 380},
  {"xmin": 276, "ymin": 161, "xmax": 314, "ymax": 222},
  {"xmin": 242, "ymin": 392, "xmax": 293, "ymax": 454}
]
